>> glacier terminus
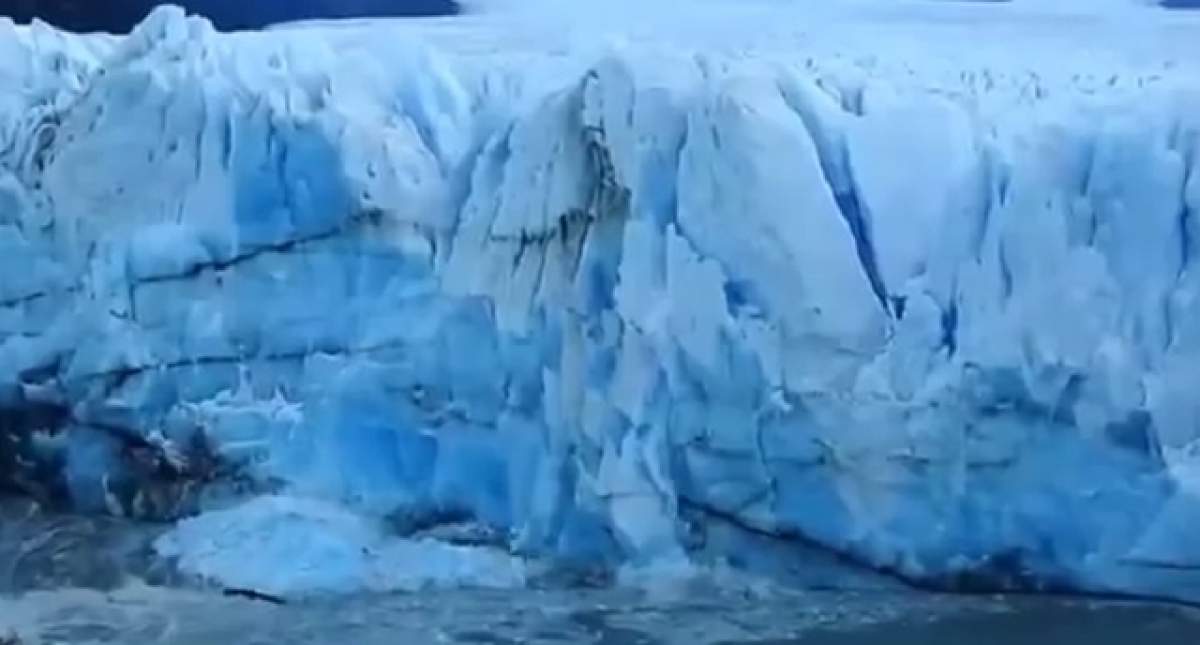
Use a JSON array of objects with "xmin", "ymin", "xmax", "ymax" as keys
[{"xmin": 1, "ymin": 0, "xmax": 1200, "ymax": 606}]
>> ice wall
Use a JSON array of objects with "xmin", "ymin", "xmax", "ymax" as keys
[{"xmin": 1, "ymin": 5, "xmax": 1199, "ymax": 601}]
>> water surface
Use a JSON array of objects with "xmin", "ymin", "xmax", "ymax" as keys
[{"xmin": 2, "ymin": 501, "xmax": 1197, "ymax": 644}]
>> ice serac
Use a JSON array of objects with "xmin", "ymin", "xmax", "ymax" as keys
[{"xmin": 2, "ymin": 4, "xmax": 1200, "ymax": 600}]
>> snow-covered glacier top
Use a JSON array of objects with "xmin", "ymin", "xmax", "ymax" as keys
[{"xmin": 1, "ymin": 2, "xmax": 1199, "ymax": 602}]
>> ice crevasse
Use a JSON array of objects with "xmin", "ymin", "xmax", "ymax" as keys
[{"xmin": 1, "ymin": 3, "xmax": 1200, "ymax": 601}]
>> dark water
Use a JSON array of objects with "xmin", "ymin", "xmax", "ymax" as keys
[
  {"xmin": 4, "ymin": 586, "xmax": 1198, "ymax": 645},
  {"xmin": 2, "ymin": 501, "xmax": 1198, "ymax": 645},
  {"xmin": 765, "ymin": 602, "xmax": 1200, "ymax": 645}
]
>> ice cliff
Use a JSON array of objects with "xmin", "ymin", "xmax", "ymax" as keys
[{"xmin": 2, "ymin": 2, "xmax": 1200, "ymax": 601}]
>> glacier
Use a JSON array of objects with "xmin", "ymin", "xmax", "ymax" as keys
[{"xmin": 1, "ymin": 1, "xmax": 1200, "ymax": 602}]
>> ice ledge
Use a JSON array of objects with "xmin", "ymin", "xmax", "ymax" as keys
[{"xmin": 1, "ymin": 5, "xmax": 1200, "ymax": 602}]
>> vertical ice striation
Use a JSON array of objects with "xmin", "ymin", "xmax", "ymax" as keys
[{"xmin": 1, "ymin": 3, "xmax": 1200, "ymax": 601}]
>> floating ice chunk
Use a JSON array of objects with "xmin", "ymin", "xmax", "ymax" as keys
[{"xmin": 154, "ymin": 496, "xmax": 526, "ymax": 596}]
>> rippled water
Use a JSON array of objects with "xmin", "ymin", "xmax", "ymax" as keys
[
  {"xmin": 2, "ymin": 500, "xmax": 1198, "ymax": 645},
  {"xmin": 5, "ymin": 585, "xmax": 1199, "ymax": 645}
]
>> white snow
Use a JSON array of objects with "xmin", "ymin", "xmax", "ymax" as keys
[{"xmin": 2, "ymin": 1, "xmax": 1200, "ymax": 601}]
